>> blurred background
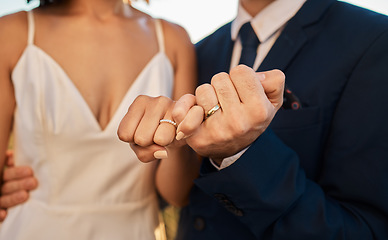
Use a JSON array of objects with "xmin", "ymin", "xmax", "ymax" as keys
[{"xmin": 1, "ymin": 0, "xmax": 388, "ymax": 43}]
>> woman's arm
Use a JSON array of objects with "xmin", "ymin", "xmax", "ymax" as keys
[
  {"xmin": 0, "ymin": 13, "xmax": 20, "ymax": 188},
  {"xmin": 0, "ymin": 12, "xmax": 38, "ymax": 221},
  {"xmin": 154, "ymin": 20, "xmax": 200, "ymax": 207}
]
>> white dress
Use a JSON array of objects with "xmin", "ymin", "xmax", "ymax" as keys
[{"xmin": 0, "ymin": 11, "xmax": 174, "ymax": 240}]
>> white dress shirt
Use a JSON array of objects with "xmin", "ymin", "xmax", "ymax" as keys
[{"xmin": 211, "ymin": 0, "xmax": 306, "ymax": 170}]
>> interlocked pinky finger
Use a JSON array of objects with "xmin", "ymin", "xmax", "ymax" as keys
[
  {"xmin": 176, "ymin": 105, "xmax": 204, "ymax": 140},
  {"xmin": 172, "ymin": 94, "xmax": 196, "ymax": 124}
]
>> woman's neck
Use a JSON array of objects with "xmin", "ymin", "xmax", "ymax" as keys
[{"xmin": 45, "ymin": 0, "xmax": 131, "ymax": 19}]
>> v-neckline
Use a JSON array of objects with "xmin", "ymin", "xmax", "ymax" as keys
[{"xmin": 28, "ymin": 44, "xmax": 164, "ymax": 132}]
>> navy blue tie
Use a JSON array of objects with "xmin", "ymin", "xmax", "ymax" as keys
[
  {"xmin": 238, "ymin": 22, "xmax": 260, "ymax": 68},
  {"xmin": 238, "ymin": 22, "xmax": 301, "ymax": 109}
]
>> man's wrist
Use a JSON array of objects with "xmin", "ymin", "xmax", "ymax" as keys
[{"xmin": 209, "ymin": 146, "xmax": 250, "ymax": 170}]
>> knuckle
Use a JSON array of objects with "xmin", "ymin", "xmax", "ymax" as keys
[
  {"xmin": 230, "ymin": 64, "xmax": 250, "ymax": 76},
  {"xmin": 133, "ymin": 134, "xmax": 152, "ymax": 147},
  {"xmin": 132, "ymin": 95, "xmax": 148, "ymax": 106},
  {"xmin": 117, "ymin": 129, "xmax": 132, "ymax": 142},
  {"xmin": 172, "ymin": 106, "xmax": 185, "ymax": 122},
  {"xmin": 195, "ymin": 83, "xmax": 212, "ymax": 97},
  {"xmin": 181, "ymin": 93, "xmax": 196, "ymax": 104},
  {"xmin": 153, "ymin": 134, "xmax": 172, "ymax": 147},
  {"xmin": 137, "ymin": 94, "xmax": 150, "ymax": 101},
  {"xmin": 155, "ymin": 96, "xmax": 172, "ymax": 108},
  {"xmin": 210, "ymin": 72, "xmax": 229, "ymax": 88},
  {"xmin": 231, "ymin": 65, "xmax": 257, "ymax": 87}
]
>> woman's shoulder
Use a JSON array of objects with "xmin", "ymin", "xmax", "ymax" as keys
[
  {"xmin": 158, "ymin": 18, "xmax": 194, "ymax": 60},
  {"xmin": 127, "ymin": 7, "xmax": 194, "ymax": 70},
  {"xmin": 159, "ymin": 18, "xmax": 192, "ymax": 45},
  {"xmin": 0, "ymin": 11, "xmax": 29, "ymax": 70},
  {"xmin": 0, "ymin": 11, "xmax": 28, "ymax": 43}
]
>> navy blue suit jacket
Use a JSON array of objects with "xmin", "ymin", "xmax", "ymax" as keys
[{"xmin": 177, "ymin": 0, "xmax": 388, "ymax": 239}]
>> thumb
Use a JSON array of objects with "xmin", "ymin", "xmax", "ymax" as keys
[{"xmin": 258, "ymin": 69, "xmax": 285, "ymax": 110}]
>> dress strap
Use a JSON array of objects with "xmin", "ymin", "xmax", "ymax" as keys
[
  {"xmin": 27, "ymin": 11, "xmax": 35, "ymax": 45},
  {"xmin": 154, "ymin": 19, "xmax": 165, "ymax": 53}
]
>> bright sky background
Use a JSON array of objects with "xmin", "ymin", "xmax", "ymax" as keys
[{"xmin": 1, "ymin": 0, "xmax": 387, "ymax": 43}]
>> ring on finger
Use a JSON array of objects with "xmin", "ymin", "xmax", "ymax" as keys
[
  {"xmin": 159, "ymin": 119, "xmax": 177, "ymax": 128},
  {"xmin": 205, "ymin": 104, "xmax": 221, "ymax": 120}
]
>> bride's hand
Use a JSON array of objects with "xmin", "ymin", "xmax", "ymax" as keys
[
  {"xmin": 118, "ymin": 94, "xmax": 204, "ymax": 162},
  {"xmin": 117, "ymin": 95, "xmax": 183, "ymax": 162}
]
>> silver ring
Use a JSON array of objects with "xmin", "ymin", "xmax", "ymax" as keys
[
  {"xmin": 205, "ymin": 104, "xmax": 221, "ymax": 120},
  {"xmin": 159, "ymin": 119, "xmax": 177, "ymax": 127}
]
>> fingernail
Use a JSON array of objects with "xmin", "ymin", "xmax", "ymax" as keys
[
  {"xmin": 176, "ymin": 131, "xmax": 185, "ymax": 141},
  {"xmin": 154, "ymin": 150, "xmax": 168, "ymax": 159},
  {"xmin": 257, "ymin": 73, "xmax": 266, "ymax": 81}
]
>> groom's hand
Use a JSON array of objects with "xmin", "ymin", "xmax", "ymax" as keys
[{"xmin": 175, "ymin": 65, "xmax": 285, "ymax": 163}]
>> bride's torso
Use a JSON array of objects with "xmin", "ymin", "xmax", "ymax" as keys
[
  {"xmin": 30, "ymin": 6, "xmax": 165, "ymax": 130},
  {"xmin": 0, "ymin": 8, "xmax": 173, "ymax": 240}
]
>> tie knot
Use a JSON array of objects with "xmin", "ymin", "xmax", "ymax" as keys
[{"xmin": 239, "ymin": 22, "xmax": 260, "ymax": 48}]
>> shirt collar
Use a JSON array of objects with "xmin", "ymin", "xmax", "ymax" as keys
[{"xmin": 231, "ymin": 0, "xmax": 307, "ymax": 42}]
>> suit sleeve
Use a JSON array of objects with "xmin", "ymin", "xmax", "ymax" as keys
[{"xmin": 193, "ymin": 30, "xmax": 388, "ymax": 239}]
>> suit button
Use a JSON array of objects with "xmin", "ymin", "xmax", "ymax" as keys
[{"xmin": 193, "ymin": 217, "xmax": 205, "ymax": 231}]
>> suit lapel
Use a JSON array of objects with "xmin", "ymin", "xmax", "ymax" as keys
[
  {"xmin": 196, "ymin": 22, "xmax": 235, "ymax": 85},
  {"xmin": 214, "ymin": 23, "xmax": 234, "ymax": 73},
  {"xmin": 258, "ymin": 0, "xmax": 336, "ymax": 72},
  {"xmin": 258, "ymin": 21, "xmax": 307, "ymax": 72}
]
